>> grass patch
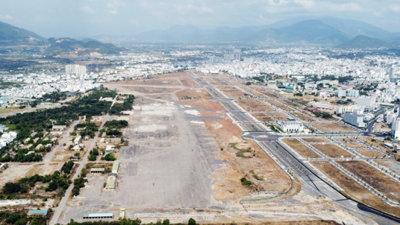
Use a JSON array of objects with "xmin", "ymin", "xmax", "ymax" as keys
[{"xmin": 229, "ymin": 143, "xmax": 254, "ymax": 158}]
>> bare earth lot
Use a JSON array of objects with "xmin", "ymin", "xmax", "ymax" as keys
[
  {"xmin": 282, "ymin": 138, "xmax": 321, "ymax": 158},
  {"xmin": 312, "ymin": 144, "xmax": 353, "ymax": 158},
  {"xmin": 312, "ymin": 161, "xmax": 400, "ymax": 218},
  {"xmin": 338, "ymin": 160, "xmax": 400, "ymax": 202},
  {"xmin": 310, "ymin": 122, "xmax": 356, "ymax": 133}
]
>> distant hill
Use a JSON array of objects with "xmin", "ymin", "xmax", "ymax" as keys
[
  {"xmin": 338, "ymin": 35, "xmax": 388, "ymax": 49},
  {"xmin": 261, "ymin": 20, "xmax": 348, "ymax": 45},
  {"xmin": 0, "ymin": 21, "xmax": 46, "ymax": 46},
  {"xmin": 136, "ymin": 21, "xmax": 348, "ymax": 45},
  {"xmin": 0, "ymin": 21, "xmax": 123, "ymax": 56},
  {"xmin": 134, "ymin": 18, "xmax": 400, "ymax": 48},
  {"xmin": 46, "ymin": 37, "xmax": 123, "ymax": 56}
]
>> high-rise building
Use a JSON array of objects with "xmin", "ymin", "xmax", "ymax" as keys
[{"xmin": 65, "ymin": 64, "xmax": 87, "ymax": 75}]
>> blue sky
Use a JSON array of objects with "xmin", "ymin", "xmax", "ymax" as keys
[{"xmin": 0, "ymin": 0, "xmax": 399, "ymax": 38}]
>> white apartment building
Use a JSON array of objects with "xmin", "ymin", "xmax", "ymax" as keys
[
  {"xmin": 391, "ymin": 116, "xmax": 400, "ymax": 140},
  {"xmin": 65, "ymin": 64, "xmax": 87, "ymax": 75},
  {"xmin": 343, "ymin": 111, "xmax": 366, "ymax": 128}
]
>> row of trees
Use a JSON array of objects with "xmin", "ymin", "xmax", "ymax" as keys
[{"xmin": 1, "ymin": 171, "xmax": 71, "ymax": 198}]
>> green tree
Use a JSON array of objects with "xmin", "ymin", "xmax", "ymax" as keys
[{"xmin": 188, "ymin": 218, "xmax": 196, "ymax": 225}]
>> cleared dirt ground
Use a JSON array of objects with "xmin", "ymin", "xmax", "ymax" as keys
[
  {"xmin": 0, "ymin": 163, "xmax": 56, "ymax": 187},
  {"xmin": 282, "ymin": 138, "xmax": 321, "ymax": 158},
  {"xmin": 206, "ymin": 118, "xmax": 293, "ymax": 201},
  {"xmin": 312, "ymin": 144, "xmax": 354, "ymax": 158},
  {"xmin": 251, "ymin": 112, "xmax": 274, "ymax": 123},
  {"xmin": 338, "ymin": 160, "xmax": 400, "ymax": 202},
  {"xmin": 237, "ymin": 99, "xmax": 274, "ymax": 111},
  {"xmin": 312, "ymin": 161, "xmax": 400, "ymax": 218},
  {"xmin": 310, "ymin": 122, "xmax": 356, "ymax": 133},
  {"xmin": 218, "ymin": 86, "xmax": 246, "ymax": 98},
  {"xmin": 302, "ymin": 138, "xmax": 329, "ymax": 143}
]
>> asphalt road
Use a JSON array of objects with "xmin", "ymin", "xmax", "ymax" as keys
[{"xmin": 190, "ymin": 71, "xmax": 400, "ymax": 225}]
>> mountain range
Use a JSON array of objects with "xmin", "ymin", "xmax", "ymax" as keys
[
  {"xmin": 135, "ymin": 18, "xmax": 400, "ymax": 48},
  {"xmin": 0, "ymin": 21, "xmax": 123, "ymax": 56},
  {"xmin": 1, "ymin": 18, "xmax": 400, "ymax": 49}
]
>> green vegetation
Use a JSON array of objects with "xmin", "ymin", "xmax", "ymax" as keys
[
  {"xmin": 0, "ymin": 88, "xmax": 123, "ymax": 162},
  {"xmin": 240, "ymin": 177, "xmax": 252, "ymax": 186},
  {"xmin": 188, "ymin": 218, "xmax": 196, "ymax": 225},
  {"xmin": 88, "ymin": 149, "xmax": 99, "ymax": 161},
  {"xmin": 102, "ymin": 153, "xmax": 116, "ymax": 161},
  {"xmin": 75, "ymin": 122, "xmax": 99, "ymax": 138},
  {"xmin": 109, "ymin": 95, "xmax": 135, "ymax": 115},
  {"xmin": 0, "ymin": 211, "xmax": 47, "ymax": 225},
  {"xmin": 0, "ymin": 80, "xmax": 22, "ymax": 89},
  {"xmin": 0, "ymin": 171, "xmax": 70, "ymax": 199},
  {"xmin": 62, "ymin": 161, "xmax": 74, "ymax": 174},
  {"xmin": 229, "ymin": 143, "xmax": 254, "ymax": 158},
  {"xmin": 269, "ymin": 124, "xmax": 281, "ymax": 133},
  {"xmin": 312, "ymin": 111, "xmax": 333, "ymax": 119},
  {"xmin": 336, "ymin": 99, "xmax": 352, "ymax": 105},
  {"xmin": 72, "ymin": 169, "xmax": 87, "ymax": 196},
  {"xmin": 104, "ymin": 120, "xmax": 128, "ymax": 129},
  {"xmin": 106, "ymin": 129, "xmax": 122, "ymax": 137}
]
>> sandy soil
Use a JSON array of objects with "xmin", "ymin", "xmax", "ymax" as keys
[
  {"xmin": 312, "ymin": 161, "xmax": 400, "ymax": 218},
  {"xmin": 338, "ymin": 160, "xmax": 400, "ymax": 202},
  {"xmin": 0, "ymin": 163, "xmax": 56, "ymax": 187},
  {"xmin": 252, "ymin": 112, "xmax": 274, "ymax": 123},
  {"xmin": 237, "ymin": 99, "xmax": 274, "ymax": 111},
  {"xmin": 310, "ymin": 122, "xmax": 356, "ymax": 133},
  {"xmin": 206, "ymin": 118, "xmax": 292, "ymax": 201},
  {"xmin": 302, "ymin": 138, "xmax": 329, "ymax": 143},
  {"xmin": 312, "ymin": 144, "xmax": 354, "ymax": 158},
  {"xmin": 218, "ymin": 86, "xmax": 246, "ymax": 99},
  {"xmin": 282, "ymin": 138, "xmax": 321, "ymax": 158}
]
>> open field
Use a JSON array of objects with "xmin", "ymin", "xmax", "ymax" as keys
[
  {"xmin": 120, "ymin": 78, "xmax": 182, "ymax": 86},
  {"xmin": 218, "ymin": 86, "xmax": 246, "ymax": 98},
  {"xmin": 338, "ymin": 160, "xmax": 400, "ymax": 202},
  {"xmin": 335, "ymin": 138, "xmax": 368, "ymax": 149},
  {"xmin": 312, "ymin": 144, "xmax": 354, "ymax": 158},
  {"xmin": 206, "ymin": 118, "xmax": 293, "ymax": 201},
  {"xmin": 269, "ymin": 111, "xmax": 289, "ymax": 121},
  {"xmin": 0, "ymin": 163, "xmax": 57, "ymax": 187},
  {"xmin": 237, "ymin": 99, "xmax": 274, "ymax": 111},
  {"xmin": 292, "ymin": 111, "xmax": 315, "ymax": 122},
  {"xmin": 357, "ymin": 150, "xmax": 386, "ymax": 158},
  {"xmin": 282, "ymin": 138, "xmax": 321, "ymax": 158},
  {"xmin": 176, "ymin": 88, "xmax": 224, "ymax": 113},
  {"xmin": 310, "ymin": 122, "xmax": 356, "ymax": 133},
  {"xmin": 360, "ymin": 137, "xmax": 390, "ymax": 152},
  {"xmin": 117, "ymin": 86, "xmax": 180, "ymax": 94},
  {"xmin": 312, "ymin": 161, "xmax": 400, "ymax": 218},
  {"xmin": 376, "ymin": 159, "xmax": 400, "ymax": 176},
  {"xmin": 302, "ymin": 137, "xmax": 329, "ymax": 143},
  {"xmin": 251, "ymin": 112, "xmax": 274, "ymax": 123}
]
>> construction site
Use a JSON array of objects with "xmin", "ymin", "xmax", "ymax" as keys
[{"xmin": 50, "ymin": 71, "xmax": 399, "ymax": 224}]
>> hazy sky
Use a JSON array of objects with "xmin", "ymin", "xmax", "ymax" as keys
[{"xmin": 1, "ymin": 0, "xmax": 399, "ymax": 38}]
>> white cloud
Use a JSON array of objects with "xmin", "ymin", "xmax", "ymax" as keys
[
  {"xmin": 0, "ymin": 14, "xmax": 13, "ymax": 21},
  {"xmin": 390, "ymin": 4, "xmax": 400, "ymax": 13},
  {"xmin": 107, "ymin": 0, "xmax": 124, "ymax": 14},
  {"xmin": 80, "ymin": 6, "xmax": 96, "ymax": 15}
]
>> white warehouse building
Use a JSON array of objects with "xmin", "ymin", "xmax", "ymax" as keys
[{"xmin": 278, "ymin": 121, "xmax": 305, "ymax": 133}]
